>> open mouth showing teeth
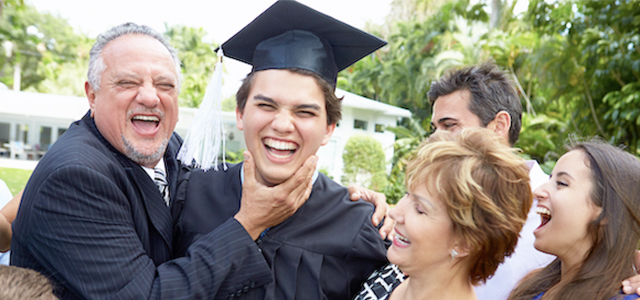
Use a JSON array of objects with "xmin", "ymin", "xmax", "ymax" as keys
[
  {"xmin": 395, "ymin": 233, "xmax": 410, "ymax": 245},
  {"xmin": 536, "ymin": 206, "xmax": 552, "ymax": 226},
  {"xmin": 263, "ymin": 138, "xmax": 297, "ymax": 159},
  {"xmin": 131, "ymin": 115, "xmax": 160, "ymax": 132}
]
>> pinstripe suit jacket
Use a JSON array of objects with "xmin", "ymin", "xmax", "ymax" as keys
[{"xmin": 11, "ymin": 112, "xmax": 272, "ymax": 299}]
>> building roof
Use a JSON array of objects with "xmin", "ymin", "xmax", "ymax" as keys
[
  {"xmin": 0, "ymin": 89, "xmax": 412, "ymax": 120},
  {"xmin": 336, "ymin": 89, "xmax": 412, "ymax": 118},
  {"xmin": 0, "ymin": 90, "xmax": 89, "ymax": 120}
]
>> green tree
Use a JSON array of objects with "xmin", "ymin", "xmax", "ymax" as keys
[
  {"xmin": 524, "ymin": 0, "xmax": 640, "ymax": 152},
  {"xmin": 383, "ymin": 117, "xmax": 427, "ymax": 203},
  {"xmin": 0, "ymin": 0, "xmax": 24, "ymax": 19},
  {"xmin": 342, "ymin": 135, "xmax": 388, "ymax": 191},
  {"xmin": 0, "ymin": 3, "xmax": 86, "ymax": 91},
  {"xmin": 164, "ymin": 24, "xmax": 218, "ymax": 108}
]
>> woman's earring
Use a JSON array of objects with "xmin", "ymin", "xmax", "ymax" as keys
[{"xmin": 450, "ymin": 249, "xmax": 458, "ymax": 261}]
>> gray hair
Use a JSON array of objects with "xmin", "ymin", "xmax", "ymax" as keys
[{"xmin": 87, "ymin": 22, "xmax": 182, "ymax": 92}]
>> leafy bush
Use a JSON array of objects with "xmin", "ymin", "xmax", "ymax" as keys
[{"xmin": 341, "ymin": 135, "xmax": 388, "ymax": 192}]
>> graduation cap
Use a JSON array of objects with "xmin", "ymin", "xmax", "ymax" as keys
[
  {"xmin": 221, "ymin": 0, "xmax": 387, "ymax": 87},
  {"xmin": 178, "ymin": 0, "xmax": 387, "ymax": 170}
]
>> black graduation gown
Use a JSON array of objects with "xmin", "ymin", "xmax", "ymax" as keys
[{"xmin": 173, "ymin": 163, "xmax": 388, "ymax": 300}]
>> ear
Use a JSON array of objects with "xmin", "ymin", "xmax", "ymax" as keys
[
  {"xmin": 85, "ymin": 81, "xmax": 97, "ymax": 117},
  {"xmin": 236, "ymin": 107, "xmax": 244, "ymax": 131},
  {"xmin": 486, "ymin": 110, "xmax": 511, "ymax": 141},
  {"xmin": 320, "ymin": 123, "xmax": 336, "ymax": 146},
  {"xmin": 452, "ymin": 240, "xmax": 471, "ymax": 260}
]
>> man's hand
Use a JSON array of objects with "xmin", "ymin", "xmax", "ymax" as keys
[
  {"xmin": 621, "ymin": 250, "xmax": 640, "ymax": 295},
  {"xmin": 348, "ymin": 184, "xmax": 394, "ymax": 240},
  {"xmin": 235, "ymin": 151, "xmax": 317, "ymax": 240}
]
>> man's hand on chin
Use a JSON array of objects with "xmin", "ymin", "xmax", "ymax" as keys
[{"xmin": 235, "ymin": 151, "xmax": 317, "ymax": 240}]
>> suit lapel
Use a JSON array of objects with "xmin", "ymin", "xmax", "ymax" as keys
[
  {"xmin": 84, "ymin": 113, "xmax": 175, "ymax": 258},
  {"xmin": 125, "ymin": 166, "xmax": 174, "ymax": 252}
]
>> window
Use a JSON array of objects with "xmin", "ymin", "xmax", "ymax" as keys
[
  {"xmin": 0, "ymin": 122, "xmax": 9, "ymax": 144},
  {"xmin": 57, "ymin": 128, "xmax": 68, "ymax": 140},
  {"xmin": 374, "ymin": 124, "xmax": 385, "ymax": 133},
  {"xmin": 40, "ymin": 126, "xmax": 52, "ymax": 150},
  {"xmin": 354, "ymin": 119, "xmax": 368, "ymax": 130}
]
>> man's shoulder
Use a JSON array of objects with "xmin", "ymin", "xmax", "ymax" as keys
[
  {"xmin": 303, "ymin": 174, "xmax": 376, "ymax": 230},
  {"xmin": 187, "ymin": 162, "xmax": 242, "ymax": 184}
]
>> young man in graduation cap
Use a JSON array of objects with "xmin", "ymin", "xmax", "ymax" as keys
[{"xmin": 172, "ymin": 1, "xmax": 388, "ymax": 299}]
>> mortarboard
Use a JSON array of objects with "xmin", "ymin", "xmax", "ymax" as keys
[
  {"xmin": 221, "ymin": 0, "xmax": 387, "ymax": 87},
  {"xmin": 178, "ymin": 0, "xmax": 387, "ymax": 170}
]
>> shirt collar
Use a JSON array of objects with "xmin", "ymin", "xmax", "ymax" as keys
[{"xmin": 141, "ymin": 158, "xmax": 166, "ymax": 181}]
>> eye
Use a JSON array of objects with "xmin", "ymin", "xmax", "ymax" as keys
[
  {"xmin": 117, "ymin": 81, "xmax": 138, "ymax": 88},
  {"xmin": 556, "ymin": 181, "xmax": 568, "ymax": 188},
  {"xmin": 156, "ymin": 83, "xmax": 175, "ymax": 91},
  {"xmin": 296, "ymin": 110, "xmax": 317, "ymax": 117},
  {"xmin": 443, "ymin": 122, "xmax": 457, "ymax": 130},
  {"xmin": 257, "ymin": 103, "xmax": 277, "ymax": 110},
  {"xmin": 415, "ymin": 203, "xmax": 426, "ymax": 215}
]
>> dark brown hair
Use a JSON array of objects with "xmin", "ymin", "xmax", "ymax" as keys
[
  {"xmin": 235, "ymin": 68, "xmax": 342, "ymax": 125},
  {"xmin": 507, "ymin": 141, "xmax": 640, "ymax": 300},
  {"xmin": 428, "ymin": 62, "xmax": 522, "ymax": 145}
]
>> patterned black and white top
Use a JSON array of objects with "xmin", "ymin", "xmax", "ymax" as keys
[{"xmin": 354, "ymin": 263, "xmax": 406, "ymax": 300}]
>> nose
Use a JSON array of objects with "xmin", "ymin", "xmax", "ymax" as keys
[
  {"xmin": 533, "ymin": 180, "xmax": 550, "ymax": 202},
  {"xmin": 135, "ymin": 83, "xmax": 160, "ymax": 107},
  {"xmin": 271, "ymin": 110, "xmax": 295, "ymax": 133},
  {"xmin": 389, "ymin": 194, "xmax": 408, "ymax": 224}
]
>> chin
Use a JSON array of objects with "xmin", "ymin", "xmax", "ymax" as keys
[
  {"xmin": 122, "ymin": 136, "xmax": 168, "ymax": 166},
  {"xmin": 386, "ymin": 248, "xmax": 404, "ymax": 266}
]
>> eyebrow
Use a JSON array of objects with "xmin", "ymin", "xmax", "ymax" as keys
[
  {"xmin": 434, "ymin": 117, "xmax": 456, "ymax": 125},
  {"xmin": 554, "ymin": 171, "xmax": 575, "ymax": 181},
  {"xmin": 154, "ymin": 74, "xmax": 177, "ymax": 83},
  {"xmin": 414, "ymin": 193, "xmax": 436, "ymax": 210},
  {"xmin": 113, "ymin": 72, "xmax": 140, "ymax": 80},
  {"xmin": 253, "ymin": 94, "xmax": 322, "ymax": 111}
]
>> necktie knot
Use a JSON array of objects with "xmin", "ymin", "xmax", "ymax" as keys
[{"xmin": 153, "ymin": 167, "xmax": 170, "ymax": 206}]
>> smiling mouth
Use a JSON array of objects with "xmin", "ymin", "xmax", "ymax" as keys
[
  {"xmin": 536, "ymin": 206, "xmax": 552, "ymax": 227},
  {"xmin": 263, "ymin": 138, "xmax": 297, "ymax": 159},
  {"xmin": 131, "ymin": 115, "xmax": 160, "ymax": 132},
  {"xmin": 394, "ymin": 230, "xmax": 411, "ymax": 246}
]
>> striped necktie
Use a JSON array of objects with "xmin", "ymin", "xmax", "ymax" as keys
[{"xmin": 153, "ymin": 167, "xmax": 170, "ymax": 206}]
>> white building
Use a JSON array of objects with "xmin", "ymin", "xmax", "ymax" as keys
[{"xmin": 0, "ymin": 89, "xmax": 410, "ymax": 182}]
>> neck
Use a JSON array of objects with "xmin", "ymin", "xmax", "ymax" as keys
[
  {"xmin": 393, "ymin": 264, "xmax": 476, "ymax": 300},
  {"xmin": 557, "ymin": 246, "xmax": 590, "ymax": 284},
  {"xmin": 559, "ymin": 260, "xmax": 583, "ymax": 284}
]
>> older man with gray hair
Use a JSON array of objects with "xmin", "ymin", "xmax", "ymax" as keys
[{"xmin": 11, "ymin": 23, "xmax": 316, "ymax": 299}]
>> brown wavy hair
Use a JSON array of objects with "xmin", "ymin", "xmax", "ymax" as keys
[
  {"xmin": 507, "ymin": 141, "xmax": 640, "ymax": 300},
  {"xmin": 405, "ymin": 128, "xmax": 532, "ymax": 284}
]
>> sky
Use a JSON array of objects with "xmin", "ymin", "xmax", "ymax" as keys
[{"xmin": 27, "ymin": 0, "xmax": 394, "ymax": 96}]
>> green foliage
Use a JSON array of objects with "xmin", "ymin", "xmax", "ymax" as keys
[
  {"xmin": 164, "ymin": 24, "xmax": 218, "ymax": 108},
  {"xmin": 516, "ymin": 112, "xmax": 567, "ymax": 167},
  {"xmin": 383, "ymin": 117, "xmax": 427, "ymax": 203},
  {"xmin": 0, "ymin": 3, "xmax": 86, "ymax": 91},
  {"xmin": 0, "ymin": 167, "xmax": 31, "ymax": 196},
  {"xmin": 342, "ymin": 135, "xmax": 388, "ymax": 191},
  {"xmin": 524, "ymin": 0, "xmax": 640, "ymax": 152},
  {"xmin": 318, "ymin": 167, "xmax": 333, "ymax": 180},
  {"xmin": 224, "ymin": 148, "xmax": 246, "ymax": 164},
  {"xmin": 221, "ymin": 95, "xmax": 237, "ymax": 112},
  {"xmin": 341, "ymin": 0, "xmax": 640, "ymax": 194}
]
